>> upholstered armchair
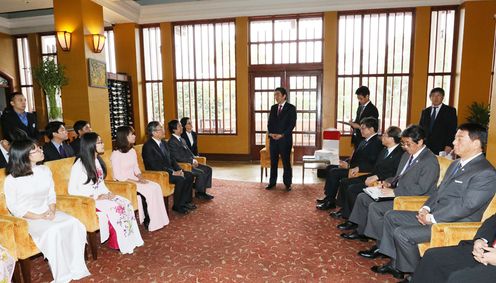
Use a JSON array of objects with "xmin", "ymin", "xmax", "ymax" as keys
[
  {"xmin": 133, "ymin": 145, "xmax": 175, "ymax": 209},
  {"xmin": 0, "ymin": 169, "xmax": 87, "ymax": 283},
  {"xmin": 44, "ymin": 157, "xmax": 137, "ymax": 260},
  {"xmin": 259, "ymin": 133, "xmax": 294, "ymax": 182},
  {"xmin": 0, "ymin": 217, "xmax": 20, "ymax": 282}
]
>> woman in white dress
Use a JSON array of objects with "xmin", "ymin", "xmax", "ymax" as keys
[
  {"xmin": 68, "ymin": 132, "xmax": 143, "ymax": 254},
  {"xmin": 110, "ymin": 126, "xmax": 169, "ymax": 231},
  {"xmin": 4, "ymin": 139, "xmax": 90, "ymax": 283}
]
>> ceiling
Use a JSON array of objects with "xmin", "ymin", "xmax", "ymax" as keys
[{"xmin": 0, "ymin": 0, "xmax": 464, "ymax": 34}]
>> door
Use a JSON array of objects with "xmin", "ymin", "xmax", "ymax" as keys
[{"xmin": 250, "ymin": 71, "xmax": 322, "ymax": 161}]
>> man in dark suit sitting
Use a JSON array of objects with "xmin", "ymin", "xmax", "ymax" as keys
[
  {"xmin": 349, "ymin": 86, "xmax": 379, "ymax": 149},
  {"xmin": 340, "ymin": 125, "xmax": 439, "ymax": 250},
  {"xmin": 1, "ymin": 92, "xmax": 40, "ymax": 141},
  {"xmin": 372, "ymin": 123, "xmax": 496, "ymax": 280},
  {"xmin": 411, "ymin": 213, "xmax": 496, "ymax": 283},
  {"xmin": 266, "ymin": 87, "xmax": 297, "ymax": 191},
  {"xmin": 317, "ymin": 117, "xmax": 383, "ymax": 210},
  {"xmin": 142, "ymin": 121, "xmax": 194, "ymax": 214},
  {"xmin": 70, "ymin": 120, "xmax": 92, "ymax": 155},
  {"xmin": 168, "ymin": 119, "xmax": 213, "ymax": 200},
  {"xmin": 331, "ymin": 126, "xmax": 404, "ymax": 220},
  {"xmin": 180, "ymin": 117, "xmax": 199, "ymax": 156},
  {"xmin": 43, "ymin": 121, "xmax": 75, "ymax": 162},
  {"xmin": 419, "ymin": 87, "xmax": 457, "ymax": 156}
]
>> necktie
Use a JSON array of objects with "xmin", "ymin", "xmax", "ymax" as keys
[
  {"xmin": 357, "ymin": 140, "xmax": 367, "ymax": 151},
  {"xmin": 429, "ymin": 106, "xmax": 438, "ymax": 131},
  {"xmin": 59, "ymin": 145, "xmax": 66, "ymax": 158},
  {"xmin": 448, "ymin": 162, "xmax": 462, "ymax": 179},
  {"xmin": 358, "ymin": 105, "xmax": 365, "ymax": 118},
  {"xmin": 159, "ymin": 142, "xmax": 167, "ymax": 156},
  {"xmin": 391, "ymin": 155, "xmax": 414, "ymax": 187},
  {"xmin": 277, "ymin": 104, "xmax": 283, "ymax": 116}
]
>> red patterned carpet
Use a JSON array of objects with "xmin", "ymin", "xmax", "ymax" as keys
[{"xmin": 31, "ymin": 179, "xmax": 396, "ymax": 282}]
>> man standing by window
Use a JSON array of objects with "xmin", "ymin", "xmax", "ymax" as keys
[
  {"xmin": 419, "ymin": 87, "xmax": 457, "ymax": 156},
  {"xmin": 349, "ymin": 86, "xmax": 379, "ymax": 149},
  {"xmin": 266, "ymin": 87, "xmax": 297, "ymax": 192},
  {"xmin": 1, "ymin": 92, "xmax": 40, "ymax": 141}
]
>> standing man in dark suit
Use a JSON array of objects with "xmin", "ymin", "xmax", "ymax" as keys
[
  {"xmin": 0, "ymin": 139, "xmax": 10, "ymax": 168},
  {"xmin": 142, "ymin": 121, "xmax": 194, "ymax": 214},
  {"xmin": 1, "ymin": 92, "xmax": 40, "ymax": 141},
  {"xmin": 180, "ymin": 117, "xmax": 199, "ymax": 156},
  {"xmin": 70, "ymin": 120, "xmax": 92, "ymax": 156},
  {"xmin": 332, "ymin": 126, "xmax": 404, "ymax": 220},
  {"xmin": 349, "ymin": 86, "xmax": 379, "ymax": 149},
  {"xmin": 43, "ymin": 121, "xmax": 75, "ymax": 161},
  {"xmin": 168, "ymin": 119, "xmax": 213, "ymax": 200},
  {"xmin": 317, "ymin": 117, "xmax": 384, "ymax": 210},
  {"xmin": 373, "ymin": 123, "xmax": 496, "ymax": 280},
  {"xmin": 266, "ymin": 87, "xmax": 297, "ymax": 191},
  {"xmin": 419, "ymin": 87, "xmax": 457, "ymax": 155},
  {"xmin": 411, "ymin": 213, "xmax": 496, "ymax": 283}
]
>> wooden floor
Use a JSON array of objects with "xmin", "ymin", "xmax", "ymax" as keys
[{"xmin": 209, "ymin": 161, "xmax": 324, "ymax": 184}]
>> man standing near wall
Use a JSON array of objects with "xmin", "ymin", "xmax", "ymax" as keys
[
  {"xmin": 349, "ymin": 86, "xmax": 379, "ymax": 149},
  {"xmin": 266, "ymin": 87, "xmax": 297, "ymax": 192}
]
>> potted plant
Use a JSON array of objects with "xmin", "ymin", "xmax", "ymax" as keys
[
  {"xmin": 466, "ymin": 102, "xmax": 490, "ymax": 128},
  {"xmin": 32, "ymin": 58, "xmax": 68, "ymax": 121}
]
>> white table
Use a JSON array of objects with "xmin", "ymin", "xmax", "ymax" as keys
[{"xmin": 302, "ymin": 156, "xmax": 331, "ymax": 184}]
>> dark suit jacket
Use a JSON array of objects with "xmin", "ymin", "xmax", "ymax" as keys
[
  {"xmin": 43, "ymin": 141, "xmax": 75, "ymax": 162},
  {"xmin": 168, "ymin": 136, "xmax": 195, "ymax": 164},
  {"xmin": 70, "ymin": 138, "xmax": 81, "ymax": 155},
  {"xmin": 371, "ymin": 145, "xmax": 404, "ymax": 180},
  {"xmin": 0, "ymin": 150, "xmax": 7, "ymax": 169},
  {"xmin": 392, "ymin": 148, "xmax": 439, "ymax": 196},
  {"xmin": 267, "ymin": 102, "xmax": 297, "ymax": 138},
  {"xmin": 181, "ymin": 131, "xmax": 198, "ymax": 156},
  {"xmin": 142, "ymin": 138, "xmax": 181, "ymax": 175},
  {"xmin": 419, "ymin": 104, "xmax": 457, "ymax": 155},
  {"xmin": 1, "ymin": 109, "xmax": 40, "ymax": 141},
  {"xmin": 474, "ymin": 213, "xmax": 496, "ymax": 243},
  {"xmin": 352, "ymin": 102, "xmax": 379, "ymax": 146},
  {"xmin": 424, "ymin": 154, "xmax": 496, "ymax": 223},
  {"xmin": 349, "ymin": 134, "xmax": 383, "ymax": 172}
]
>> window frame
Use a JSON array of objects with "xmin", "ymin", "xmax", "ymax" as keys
[
  {"xmin": 426, "ymin": 6, "xmax": 459, "ymax": 107},
  {"xmin": 172, "ymin": 18, "xmax": 238, "ymax": 135},
  {"xmin": 335, "ymin": 8, "xmax": 416, "ymax": 134},
  {"xmin": 14, "ymin": 35, "xmax": 36, "ymax": 112}
]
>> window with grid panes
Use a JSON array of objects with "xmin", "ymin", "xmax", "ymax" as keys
[
  {"xmin": 426, "ymin": 8, "xmax": 457, "ymax": 106},
  {"xmin": 40, "ymin": 34, "xmax": 63, "ymax": 116},
  {"xmin": 250, "ymin": 15, "xmax": 322, "ymax": 147},
  {"xmin": 142, "ymin": 26, "xmax": 165, "ymax": 124},
  {"xmin": 174, "ymin": 20, "xmax": 236, "ymax": 134},
  {"xmin": 104, "ymin": 30, "xmax": 117, "ymax": 74},
  {"xmin": 337, "ymin": 11, "xmax": 413, "ymax": 133},
  {"xmin": 16, "ymin": 37, "xmax": 35, "ymax": 112}
]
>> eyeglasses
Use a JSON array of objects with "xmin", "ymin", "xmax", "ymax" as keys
[
  {"xmin": 400, "ymin": 142, "xmax": 416, "ymax": 148},
  {"xmin": 29, "ymin": 146, "xmax": 43, "ymax": 154}
]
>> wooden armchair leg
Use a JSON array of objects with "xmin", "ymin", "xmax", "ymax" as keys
[
  {"xmin": 13, "ymin": 262, "xmax": 22, "ymax": 283},
  {"xmin": 19, "ymin": 258, "xmax": 31, "ymax": 283},
  {"xmin": 164, "ymin": 196, "xmax": 170, "ymax": 213},
  {"xmin": 87, "ymin": 231, "xmax": 98, "ymax": 260}
]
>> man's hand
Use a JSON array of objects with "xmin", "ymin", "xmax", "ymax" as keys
[
  {"xmin": 473, "ymin": 239, "xmax": 488, "ymax": 263},
  {"xmin": 172, "ymin": 170, "xmax": 184, "ymax": 177},
  {"xmin": 365, "ymin": 175, "xmax": 379, "ymax": 187},
  {"xmin": 479, "ymin": 246, "xmax": 496, "ymax": 266},
  {"xmin": 349, "ymin": 167, "xmax": 359, "ymax": 177},
  {"xmin": 416, "ymin": 212, "xmax": 433, "ymax": 225},
  {"xmin": 349, "ymin": 120, "xmax": 360, "ymax": 129},
  {"xmin": 339, "ymin": 160, "xmax": 349, "ymax": 169},
  {"xmin": 192, "ymin": 159, "xmax": 199, "ymax": 168},
  {"xmin": 382, "ymin": 181, "xmax": 392, "ymax": 188}
]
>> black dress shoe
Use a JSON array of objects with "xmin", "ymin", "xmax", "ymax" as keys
[
  {"xmin": 185, "ymin": 203, "xmax": 197, "ymax": 210},
  {"xmin": 204, "ymin": 193, "xmax": 214, "ymax": 199},
  {"xmin": 172, "ymin": 206, "xmax": 189, "ymax": 214},
  {"xmin": 397, "ymin": 275, "xmax": 411, "ymax": 283},
  {"xmin": 336, "ymin": 221, "xmax": 358, "ymax": 230},
  {"xmin": 358, "ymin": 245, "xmax": 385, "ymax": 259},
  {"xmin": 285, "ymin": 185, "xmax": 291, "ymax": 191},
  {"xmin": 196, "ymin": 192, "xmax": 214, "ymax": 200},
  {"xmin": 371, "ymin": 264, "xmax": 405, "ymax": 279},
  {"xmin": 329, "ymin": 209, "xmax": 343, "ymax": 219},
  {"xmin": 316, "ymin": 197, "xmax": 328, "ymax": 204},
  {"xmin": 265, "ymin": 184, "xmax": 276, "ymax": 190},
  {"xmin": 316, "ymin": 200, "xmax": 336, "ymax": 210},
  {"xmin": 340, "ymin": 230, "xmax": 368, "ymax": 241}
]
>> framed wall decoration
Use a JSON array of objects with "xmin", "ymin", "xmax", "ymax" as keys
[{"xmin": 88, "ymin": 58, "xmax": 107, "ymax": 88}]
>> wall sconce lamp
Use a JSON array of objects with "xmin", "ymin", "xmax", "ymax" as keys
[
  {"xmin": 56, "ymin": 31, "xmax": 72, "ymax": 51},
  {"xmin": 92, "ymin": 34, "xmax": 106, "ymax": 53}
]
